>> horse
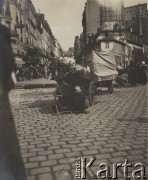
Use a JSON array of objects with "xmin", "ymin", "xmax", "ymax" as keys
[{"xmin": 0, "ymin": 24, "xmax": 26, "ymax": 180}]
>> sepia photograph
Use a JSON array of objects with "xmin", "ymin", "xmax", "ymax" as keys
[{"xmin": 0, "ymin": 0, "xmax": 147, "ymax": 179}]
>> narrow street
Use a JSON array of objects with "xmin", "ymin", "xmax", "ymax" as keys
[
  {"xmin": 9, "ymin": 85, "xmax": 147, "ymax": 180},
  {"xmin": 0, "ymin": 0, "xmax": 148, "ymax": 179}
]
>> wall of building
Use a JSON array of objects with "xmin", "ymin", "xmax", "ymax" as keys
[
  {"xmin": 100, "ymin": 0, "xmax": 124, "ymax": 30},
  {"xmin": 76, "ymin": 0, "xmax": 147, "ymax": 65},
  {"xmin": 85, "ymin": 0, "xmax": 101, "ymax": 35},
  {"xmin": 54, "ymin": 39, "xmax": 63, "ymax": 58},
  {"xmin": 0, "ymin": 0, "xmax": 62, "ymax": 68},
  {"xmin": 125, "ymin": 3, "xmax": 148, "ymax": 45},
  {"xmin": 83, "ymin": 0, "xmax": 124, "ymax": 36}
]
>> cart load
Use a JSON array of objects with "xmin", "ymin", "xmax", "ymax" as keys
[
  {"xmin": 83, "ymin": 50, "xmax": 118, "ymax": 81},
  {"xmin": 82, "ymin": 50, "xmax": 118, "ymax": 95}
]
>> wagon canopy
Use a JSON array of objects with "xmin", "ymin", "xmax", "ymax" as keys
[{"xmin": 83, "ymin": 50, "xmax": 118, "ymax": 81}]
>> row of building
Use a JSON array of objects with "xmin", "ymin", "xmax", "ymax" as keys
[
  {"xmin": 74, "ymin": 0, "xmax": 148, "ymax": 67},
  {"xmin": 0, "ymin": 0, "xmax": 63, "ymax": 69}
]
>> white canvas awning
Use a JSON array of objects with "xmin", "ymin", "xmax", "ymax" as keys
[{"xmin": 83, "ymin": 50, "xmax": 118, "ymax": 81}]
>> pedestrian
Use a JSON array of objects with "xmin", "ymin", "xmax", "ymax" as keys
[
  {"xmin": 128, "ymin": 60, "xmax": 137, "ymax": 86},
  {"xmin": 44, "ymin": 65, "xmax": 48, "ymax": 79},
  {"xmin": 137, "ymin": 61, "xmax": 148, "ymax": 85},
  {"xmin": 0, "ymin": 24, "xmax": 26, "ymax": 180},
  {"xmin": 29, "ymin": 65, "xmax": 33, "ymax": 80},
  {"xmin": 49, "ymin": 61, "xmax": 56, "ymax": 79}
]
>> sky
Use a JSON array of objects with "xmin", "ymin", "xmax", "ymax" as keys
[{"xmin": 32, "ymin": 0, "xmax": 147, "ymax": 51}]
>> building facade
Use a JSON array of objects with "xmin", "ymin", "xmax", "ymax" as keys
[
  {"xmin": 54, "ymin": 38, "xmax": 63, "ymax": 58},
  {"xmin": 75, "ymin": 0, "xmax": 147, "ymax": 66},
  {"xmin": 125, "ymin": 3, "xmax": 147, "ymax": 37},
  {"xmin": 85, "ymin": 0, "xmax": 101, "ymax": 36},
  {"xmin": 82, "ymin": 0, "xmax": 124, "ymax": 39},
  {"xmin": 0, "ymin": 0, "xmax": 62, "ymax": 69},
  {"xmin": 125, "ymin": 3, "xmax": 148, "ymax": 60}
]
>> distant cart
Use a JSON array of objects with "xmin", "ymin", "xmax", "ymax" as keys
[{"xmin": 82, "ymin": 50, "xmax": 118, "ymax": 105}]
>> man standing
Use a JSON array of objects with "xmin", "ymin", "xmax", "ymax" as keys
[
  {"xmin": 0, "ymin": 23, "xmax": 26, "ymax": 180},
  {"xmin": 137, "ymin": 61, "xmax": 147, "ymax": 85},
  {"xmin": 128, "ymin": 60, "xmax": 137, "ymax": 86}
]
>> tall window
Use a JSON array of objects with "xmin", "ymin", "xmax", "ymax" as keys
[{"xmin": 101, "ymin": 0, "xmax": 123, "ymax": 30}]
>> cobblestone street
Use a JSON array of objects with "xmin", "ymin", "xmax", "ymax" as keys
[{"xmin": 9, "ymin": 85, "xmax": 147, "ymax": 180}]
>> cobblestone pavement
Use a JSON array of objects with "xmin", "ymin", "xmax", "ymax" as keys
[{"xmin": 9, "ymin": 85, "xmax": 147, "ymax": 180}]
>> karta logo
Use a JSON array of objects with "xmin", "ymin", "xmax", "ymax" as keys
[{"xmin": 75, "ymin": 158, "xmax": 147, "ymax": 179}]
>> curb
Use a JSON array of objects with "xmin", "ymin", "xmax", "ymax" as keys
[{"xmin": 15, "ymin": 83, "xmax": 57, "ymax": 89}]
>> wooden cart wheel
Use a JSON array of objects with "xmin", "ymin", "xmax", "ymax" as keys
[
  {"xmin": 89, "ymin": 82, "xmax": 96, "ymax": 106},
  {"xmin": 108, "ymin": 81, "xmax": 113, "ymax": 93}
]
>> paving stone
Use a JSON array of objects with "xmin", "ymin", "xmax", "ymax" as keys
[
  {"xmin": 78, "ymin": 142, "xmax": 93, "ymax": 147},
  {"xmin": 48, "ymin": 154, "xmax": 64, "ymax": 160},
  {"xmin": 21, "ymin": 145, "xmax": 35, "ymax": 150},
  {"xmin": 99, "ymin": 148, "xmax": 115, "ymax": 153},
  {"xmin": 55, "ymin": 149, "xmax": 71, "ymax": 154},
  {"xmin": 111, "ymin": 151, "xmax": 128, "ymax": 157},
  {"xmin": 22, "ymin": 152, "xmax": 36, "ymax": 158},
  {"xmin": 59, "ymin": 158, "xmax": 76, "ymax": 164},
  {"xmin": 82, "ymin": 150, "xmax": 98, "ymax": 155},
  {"xmin": 41, "ymin": 160, "xmax": 57, "ymax": 166},
  {"xmin": 65, "ymin": 152, "xmax": 81, "ymax": 158},
  {"xmin": 132, "ymin": 144, "xmax": 147, "ymax": 149},
  {"xmin": 27, "ymin": 176, "xmax": 35, "ymax": 180},
  {"xmin": 38, "ymin": 173, "xmax": 53, "ymax": 180},
  {"xmin": 31, "ymin": 167, "xmax": 51, "ymax": 175},
  {"xmin": 109, "ymin": 157, "xmax": 128, "ymax": 164},
  {"xmin": 55, "ymin": 171, "xmax": 72, "ymax": 180},
  {"xmin": 115, "ymin": 146, "xmax": 132, "ymax": 151},
  {"xmin": 38, "ymin": 150, "xmax": 53, "ymax": 156},
  {"xmin": 29, "ymin": 148, "xmax": 44, "ymax": 152},
  {"xmin": 29, "ymin": 156, "xmax": 47, "ymax": 162},
  {"xmin": 95, "ymin": 154, "xmax": 112, "ymax": 159},
  {"xmin": 53, "ymin": 164, "xmax": 71, "ymax": 172},
  {"xmin": 25, "ymin": 162, "xmax": 38, "ymax": 169},
  {"xmin": 72, "ymin": 147, "xmax": 87, "ymax": 152},
  {"xmin": 127, "ymin": 150, "xmax": 145, "ymax": 155},
  {"xmin": 127, "ymin": 155, "xmax": 146, "ymax": 161},
  {"xmin": 48, "ymin": 146, "xmax": 61, "ymax": 150},
  {"xmin": 103, "ymin": 143, "xmax": 118, "ymax": 148}
]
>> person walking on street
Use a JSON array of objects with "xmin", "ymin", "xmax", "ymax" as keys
[
  {"xmin": 44, "ymin": 65, "xmax": 48, "ymax": 79},
  {"xmin": 128, "ymin": 60, "xmax": 137, "ymax": 86},
  {"xmin": 137, "ymin": 61, "xmax": 148, "ymax": 85}
]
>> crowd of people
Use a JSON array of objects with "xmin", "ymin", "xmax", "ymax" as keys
[
  {"xmin": 15, "ymin": 62, "xmax": 56, "ymax": 81},
  {"xmin": 128, "ymin": 60, "xmax": 147, "ymax": 86}
]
